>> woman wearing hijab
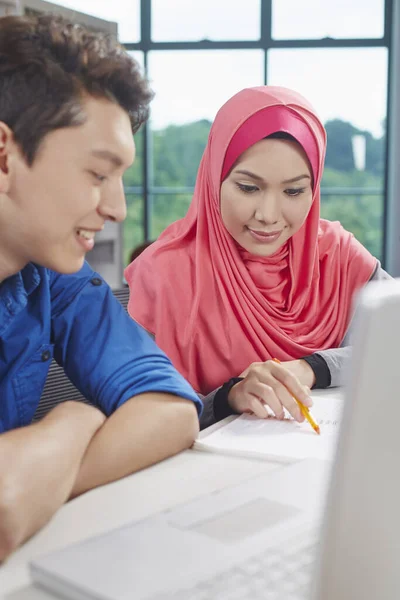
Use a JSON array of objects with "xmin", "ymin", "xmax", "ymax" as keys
[{"xmin": 125, "ymin": 86, "xmax": 389, "ymax": 429}]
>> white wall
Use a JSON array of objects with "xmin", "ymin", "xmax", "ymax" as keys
[{"xmin": 0, "ymin": 0, "xmax": 18, "ymax": 16}]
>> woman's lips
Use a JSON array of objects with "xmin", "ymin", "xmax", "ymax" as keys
[{"xmin": 247, "ymin": 227, "xmax": 283, "ymax": 244}]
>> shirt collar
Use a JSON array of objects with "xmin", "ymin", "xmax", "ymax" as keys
[
  {"xmin": 20, "ymin": 263, "xmax": 41, "ymax": 296},
  {"xmin": 0, "ymin": 263, "xmax": 41, "ymax": 311}
]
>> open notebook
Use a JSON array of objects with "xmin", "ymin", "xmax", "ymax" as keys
[{"xmin": 194, "ymin": 389, "xmax": 343, "ymax": 463}]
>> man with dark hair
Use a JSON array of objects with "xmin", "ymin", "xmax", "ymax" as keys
[{"xmin": 0, "ymin": 14, "xmax": 202, "ymax": 560}]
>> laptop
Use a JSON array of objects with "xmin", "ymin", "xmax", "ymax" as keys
[{"xmin": 30, "ymin": 278, "xmax": 400, "ymax": 600}]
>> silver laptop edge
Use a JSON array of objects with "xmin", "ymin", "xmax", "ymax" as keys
[{"xmin": 314, "ymin": 279, "xmax": 400, "ymax": 600}]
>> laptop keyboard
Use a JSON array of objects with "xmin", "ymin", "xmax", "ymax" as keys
[{"xmin": 151, "ymin": 533, "xmax": 317, "ymax": 600}]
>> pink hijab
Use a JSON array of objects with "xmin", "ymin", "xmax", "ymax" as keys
[{"xmin": 125, "ymin": 86, "xmax": 376, "ymax": 394}]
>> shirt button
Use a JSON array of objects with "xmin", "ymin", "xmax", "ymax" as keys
[
  {"xmin": 90, "ymin": 277, "xmax": 102, "ymax": 286},
  {"xmin": 41, "ymin": 350, "xmax": 51, "ymax": 362}
]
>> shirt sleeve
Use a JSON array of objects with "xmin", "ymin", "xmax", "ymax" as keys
[
  {"xmin": 304, "ymin": 262, "xmax": 392, "ymax": 388},
  {"xmin": 48, "ymin": 263, "xmax": 202, "ymax": 417},
  {"xmin": 199, "ymin": 382, "xmax": 241, "ymax": 430},
  {"xmin": 302, "ymin": 353, "xmax": 331, "ymax": 388}
]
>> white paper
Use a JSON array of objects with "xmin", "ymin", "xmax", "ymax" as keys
[{"xmin": 194, "ymin": 389, "xmax": 344, "ymax": 463}]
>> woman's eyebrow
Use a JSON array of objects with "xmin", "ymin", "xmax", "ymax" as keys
[
  {"xmin": 282, "ymin": 174, "xmax": 311, "ymax": 184},
  {"xmin": 234, "ymin": 169, "xmax": 264, "ymax": 182},
  {"xmin": 234, "ymin": 170, "xmax": 311, "ymax": 185}
]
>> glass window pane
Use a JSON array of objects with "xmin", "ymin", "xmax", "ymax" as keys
[
  {"xmin": 272, "ymin": 0, "xmax": 384, "ymax": 40},
  {"xmin": 123, "ymin": 53, "xmax": 144, "ymax": 264},
  {"xmin": 123, "ymin": 51, "xmax": 145, "ymax": 189},
  {"xmin": 321, "ymin": 191, "xmax": 383, "ymax": 261},
  {"xmin": 124, "ymin": 127, "xmax": 143, "ymax": 188},
  {"xmin": 50, "ymin": 0, "xmax": 140, "ymax": 43},
  {"xmin": 149, "ymin": 49, "xmax": 264, "ymax": 234},
  {"xmin": 151, "ymin": 122, "xmax": 210, "ymax": 189},
  {"xmin": 268, "ymin": 48, "xmax": 387, "ymax": 259},
  {"xmin": 123, "ymin": 193, "xmax": 144, "ymax": 267},
  {"xmin": 123, "ymin": 109, "xmax": 144, "ymax": 266},
  {"xmin": 152, "ymin": 0, "xmax": 260, "ymax": 41},
  {"xmin": 149, "ymin": 49, "xmax": 264, "ymax": 184},
  {"xmin": 151, "ymin": 194, "xmax": 192, "ymax": 239}
]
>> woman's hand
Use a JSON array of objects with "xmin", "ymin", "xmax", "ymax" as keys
[{"xmin": 228, "ymin": 359, "xmax": 314, "ymax": 421}]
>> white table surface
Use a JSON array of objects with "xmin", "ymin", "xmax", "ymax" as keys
[{"xmin": 0, "ymin": 448, "xmax": 280, "ymax": 600}]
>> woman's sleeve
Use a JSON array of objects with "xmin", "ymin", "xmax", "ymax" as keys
[
  {"xmin": 305, "ymin": 263, "xmax": 392, "ymax": 388},
  {"xmin": 198, "ymin": 390, "xmax": 219, "ymax": 430}
]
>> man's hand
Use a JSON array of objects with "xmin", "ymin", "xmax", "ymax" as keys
[
  {"xmin": 0, "ymin": 393, "xmax": 199, "ymax": 560},
  {"xmin": 229, "ymin": 359, "xmax": 314, "ymax": 421},
  {"xmin": 0, "ymin": 402, "xmax": 104, "ymax": 562}
]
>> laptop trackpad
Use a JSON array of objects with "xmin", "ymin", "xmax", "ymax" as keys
[{"xmin": 180, "ymin": 498, "xmax": 300, "ymax": 544}]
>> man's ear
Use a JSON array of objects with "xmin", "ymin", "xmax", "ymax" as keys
[{"xmin": 0, "ymin": 122, "xmax": 15, "ymax": 194}]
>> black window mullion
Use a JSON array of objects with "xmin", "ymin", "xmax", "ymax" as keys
[
  {"xmin": 141, "ymin": 0, "xmax": 151, "ymax": 240},
  {"xmin": 382, "ymin": 0, "xmax": 394, "ymax": 266}
]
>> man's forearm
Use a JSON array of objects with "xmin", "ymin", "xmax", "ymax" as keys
[
  {"xmin": 0, "ymin": 402, "xmax": 104, "ymax": 560},
  {"xmin": 71, "ymin": 394, "xmax": 199, "ymax": 498}
]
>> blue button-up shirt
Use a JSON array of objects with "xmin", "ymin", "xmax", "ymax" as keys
[{"xmin": 0, "ymin": 261, "xmax": 202, "ymax": 433}]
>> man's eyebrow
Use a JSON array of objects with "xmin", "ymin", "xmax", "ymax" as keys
[
  {"xmin": 91, "ymin": 150, "xmax": 124, "ymax": 168},
  {"xmin": 282, "ymin": 174, "xmax": 311, "ymax": 184}
]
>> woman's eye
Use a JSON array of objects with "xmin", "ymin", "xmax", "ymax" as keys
[
  {"xmin": 285, "ymin": 187, "xmax": 305, "ymax": 197},
  {"xmin": 236, "ymin": 182, "xmax": 259, "ymax": 194}
]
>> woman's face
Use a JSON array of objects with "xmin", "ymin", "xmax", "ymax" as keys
[{"xmin": 220, "ymin": 138, "xmax": 314, "ymax": 257}]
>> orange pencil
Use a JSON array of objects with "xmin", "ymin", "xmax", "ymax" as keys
[{"xmin": 272, "ymin": 358, "xmax": 320, "ymax": 435}]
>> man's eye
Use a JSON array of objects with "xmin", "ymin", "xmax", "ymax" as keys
[
  {"xmin": 90, "ymin": 171, "xmax": 107, "ymax": 183},
  {"xmin": 236, "ymin": 183, "xmax": 259, "ymax": 194}
]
